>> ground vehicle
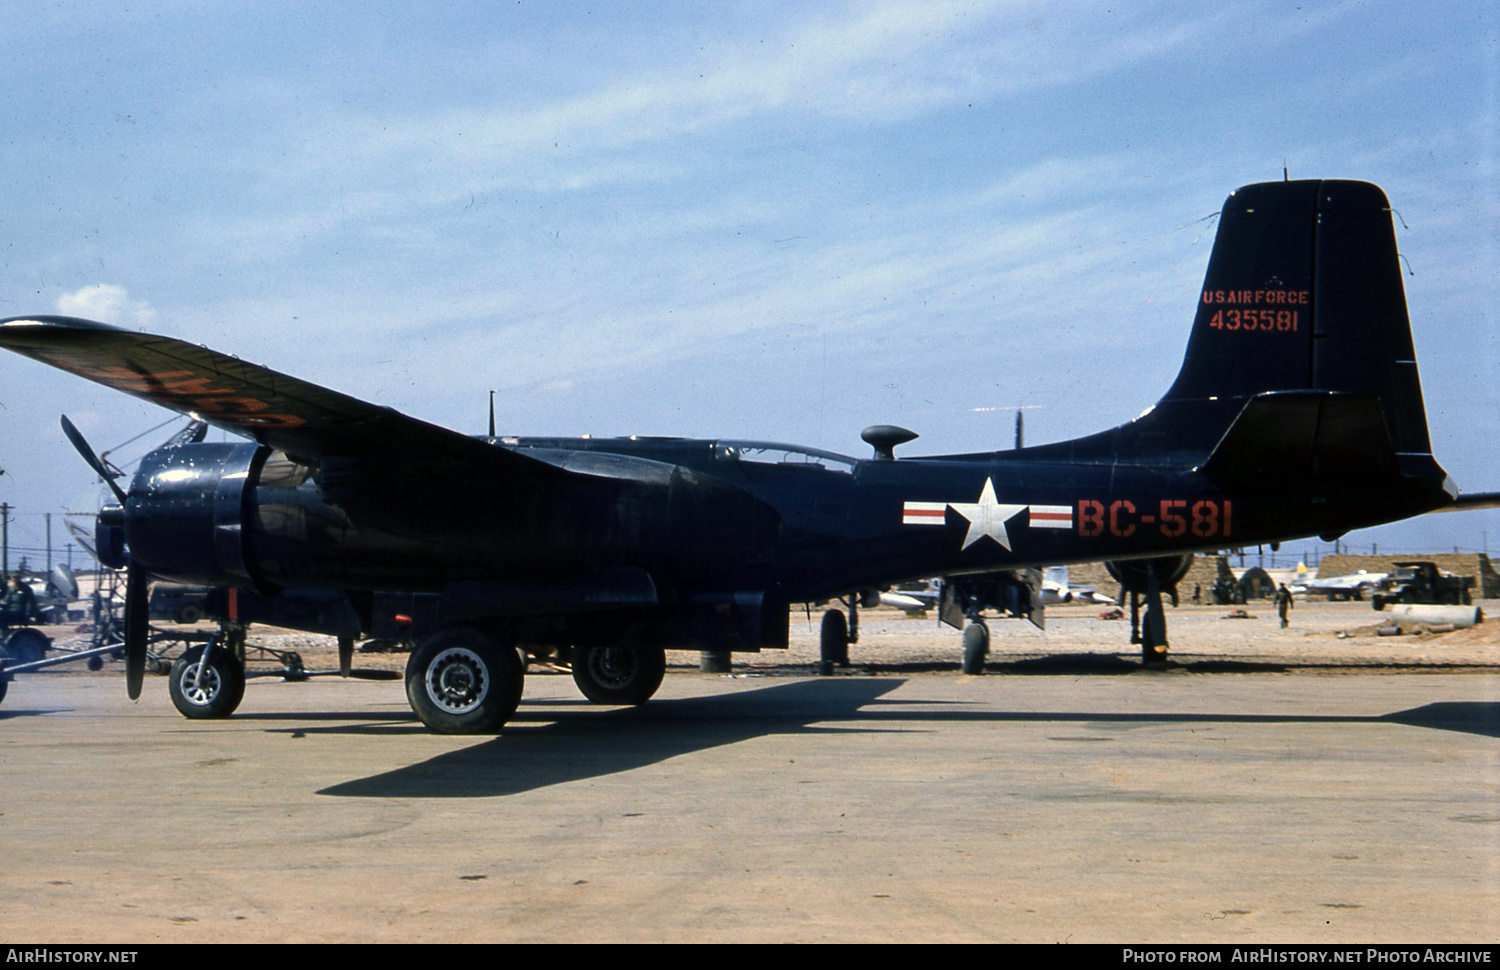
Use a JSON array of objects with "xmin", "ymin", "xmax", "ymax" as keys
[{"xmin": 1371, "ymin": 561, "xmax": 1474, "ymax": 610}]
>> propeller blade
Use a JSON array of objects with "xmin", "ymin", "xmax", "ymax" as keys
[
  {"xmin": 124, "ymin": 565, "xmax": 149, "ymax": 700},
  {"xmin": 60, "ymin": 415, "xmax": 127, "ymax": 505}
]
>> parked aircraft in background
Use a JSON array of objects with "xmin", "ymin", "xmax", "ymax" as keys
[
  {"xmin": 1305, "ymin": 570, "xmax": 1388, "ymax": 601},
  {"xmin": 2, "ymin": 179, "xmax": 1495, "ymax": 733}
]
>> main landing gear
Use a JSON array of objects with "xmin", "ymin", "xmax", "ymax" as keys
[
  {"xmin": 961, "ymin": 618, "xmax": 989, "ymax": 675},
  {"xmin": 405, "ymin": 627, "xmax": 525, "ymax": 734},
  {"xmin": 818, "ymin": 608, "xmax": 847, "ymax": 675},
  {"xmin": 818, "ymin": 595, "xmax": 863, "ymax": 675},
  {"xmin": 1105, "ymin": 555, "xmax": 1191, "ymax": 667},
  {"xmin": 570, "ymin": 642, "xmax": 666, "ymax": 706}
]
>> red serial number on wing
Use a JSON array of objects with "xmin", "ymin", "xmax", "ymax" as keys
[
  {"xmin": 38, "ymin": 355, "xmax": 307, "ymax": 428},
  {"xmin": 1077, "ymin": 499, "xmax": 1232, "ymax": 539}
]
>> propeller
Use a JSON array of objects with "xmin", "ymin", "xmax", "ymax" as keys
[
  {"xmin": 122, "ymin": 564, "xmax": 148, "ymax": 700},
  {"xmin": 60, "ymin": 415, "xmax": 149, "ymax": 700},
  {"xmin": 60, "ymin": 415, "xmax": 126, "ymax": 505}
]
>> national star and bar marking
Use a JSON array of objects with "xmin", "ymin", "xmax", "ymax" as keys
[
  {"xmin": 903, "ymin": 478, "xmax": 1069, "ymax": 551},
  {"xmin": 902, "ymin": 485, "xmax": 1075, "ymax": 547}
]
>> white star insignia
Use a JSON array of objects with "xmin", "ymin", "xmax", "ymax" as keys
[{"xmin": 948, "ymin": 478, "xmax": 1027, "ymax": 550}]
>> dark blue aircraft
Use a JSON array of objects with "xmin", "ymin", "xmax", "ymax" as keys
[{"xmin": 1, "ymin": 179, "xmax": 1492, "ymax": 733}]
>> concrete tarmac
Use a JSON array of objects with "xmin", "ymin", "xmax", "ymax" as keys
[{"xmin": 1, "ymin": 652, "xmax": 1496, "ymax": 943}]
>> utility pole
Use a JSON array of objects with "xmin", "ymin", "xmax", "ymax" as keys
[
  {"xmin": 45, "ymin": 512, "xmax": 52, "ymax": 573},
  {"xmin": 0, "ymin": 502, "xmax": 9, "ymax": 579}
]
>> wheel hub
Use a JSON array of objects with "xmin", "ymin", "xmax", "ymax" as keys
[
  {"xmin": 589, "ymin": 647, "xmax": 638, "ymax": 688},
  {"xmin": 425, "ymin": 647, "xmax": 490, "ymax": 714},
  {"xmin": 179, "ymin": 663, "xmax": 222, "ymax": 707}
]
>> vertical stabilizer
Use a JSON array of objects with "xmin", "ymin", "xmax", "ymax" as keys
[{"xmin": 1018, "ymin": 179, "xmax": 1434, "ymax": 472}]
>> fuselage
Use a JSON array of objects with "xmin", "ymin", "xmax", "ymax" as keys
[{"xmin": 118, "ymin": 429, "xmax": 1452, "ymax": 610}]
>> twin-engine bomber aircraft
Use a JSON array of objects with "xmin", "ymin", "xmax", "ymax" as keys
[{"xmin": 1, "ymin": 179, "xmax": 1492, "ymax": 733}]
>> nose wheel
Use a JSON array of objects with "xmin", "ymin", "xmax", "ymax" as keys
[{"xmin": 169, "ymin": 641, "xmax": 247, "ymax": 719}]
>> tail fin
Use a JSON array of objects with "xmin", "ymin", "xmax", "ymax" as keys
[{"xmin": 1024, "ymin": 179, "xmax": 1436, "ymax": 474}]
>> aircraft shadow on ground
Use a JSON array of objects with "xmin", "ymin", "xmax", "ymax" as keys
[
  {"xmin": 0, "ymin": 706, "xmax": 71, "ymax": 719},
  {"xmin": 315, "ymin": 680, "xmax": 1500, "ymax": 800},
  {"xmin": 318, "ymin": 678, "xmax": 911, "ymax": 799}
]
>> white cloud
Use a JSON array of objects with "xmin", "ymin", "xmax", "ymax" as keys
[
  {"xmin": 54, "ymin": 284, "xmax": 159, "ymax": 328},
  {"xmin": 269, "ymin": 1, "xmax": 1238, "ymax": 208}
]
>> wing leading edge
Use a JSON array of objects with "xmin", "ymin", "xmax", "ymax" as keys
[{"xmin": 0, "ymin": 315, "xmax": 558, "ymax": 479}]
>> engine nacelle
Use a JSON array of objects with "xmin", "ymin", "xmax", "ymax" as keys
[
  {"xmin": 123, "ymin": 442, "xmax": 264, "ymax": 588},
  {"xmin": 121, "ymin": 444, "xmax": 450, "ymax": 592}
]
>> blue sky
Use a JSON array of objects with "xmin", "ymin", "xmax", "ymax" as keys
[{"xmin": 1, "ymin": 1, "xmax": 1496, "ymax": 569}]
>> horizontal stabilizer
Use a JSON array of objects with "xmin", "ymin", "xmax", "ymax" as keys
[
  {"xmin": 1435, "ymin": 491, "xmax": 1500, "ymax": 512},
  {"xmin": 1197, "ymin": 391, "xmax": 1399, "ymax": 484}
]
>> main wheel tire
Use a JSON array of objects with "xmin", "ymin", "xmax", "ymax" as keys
[
  {"xmin": 571, "ymin": 643, "xmax": 666, "ymax": 705},
  {"xmin": 4, "ymin": 628, "xmax": 49, "ymax": 665},
  {"xmin": 961, "ymin": 621, "xmax": 989, "ymax": 675},
  {"xmin": 169, "ymin": 644, "xmax": 246, "ymax": 719},
  {"xmin": 0, "ymin": 675, "xmax": 7, "ymax": 706},
  {"xmin": 405, "ymin": 628, "xmax": 523, "ymax": 734},
  {"xmin": 820, "ymin": 609, "xmax": 849, "ymax": 668}
]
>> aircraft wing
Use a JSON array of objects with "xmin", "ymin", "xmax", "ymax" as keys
[{"xmin": 0, "ymin": 315, "xmax": 559, "ymax": 478}]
